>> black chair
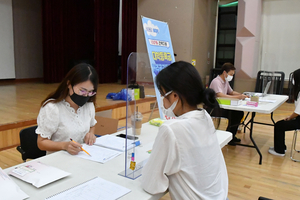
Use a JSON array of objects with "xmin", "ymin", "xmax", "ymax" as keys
[
  {"xmin": 209, "ymin": 68, "xmax": 235, "ymax": 88},
  {"xmin": 258, "ymin": 197, "xmax": 273, "ymax": 200},
  {"xmin": 16, "ymin": 126, "xmax": 46, "ymax": 162},
  {"xmin": 254, "ymin": 71, "xmax": 285, "ymax": 94},
  {"xmin": 242, "ymin": 70, "xmax": 285, "ymax": 132}
]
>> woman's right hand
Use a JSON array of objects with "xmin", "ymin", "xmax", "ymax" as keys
[
  {"xmin": 238, "ymin": 94, "xmax": 248, "ymax": 100},
  {"xmin": 64, "ymin": 141, "xmax": 82, "ymax": 155}
]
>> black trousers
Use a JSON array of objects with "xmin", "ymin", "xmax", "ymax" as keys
[
  {"xmin": 207, "ymin": 107, "xmax": 244, "ymax": 138},
  {"xmin": 274, "ymin": 116, "xmax": 300, "ymax": 154}
]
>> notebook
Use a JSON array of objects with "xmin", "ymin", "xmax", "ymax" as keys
[
  {"xmin": 94, "ymin": 135, "xmax": 136, "ymax": 152},
  {"xmin": 9, "ymin": 161, "xmax": 70, "ymax": 188},
  {"xmin": 75, "ymin": 144, "xmax": 122, "ymax": 163},
  {"xmin": 45, "ymin": 176, "xmax": 131, "ymax": 200},
  {"xmin": 254, "ymin": 81, "xmax": 272, "ymax": 97},
  {"xmin": 0, "ymin": 167, "xmax": 29, "ymax": 200}
]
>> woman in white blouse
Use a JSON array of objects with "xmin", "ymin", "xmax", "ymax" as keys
[
  {"xmin": 269, "ymin": 68, "xmax": 300, "ymax": 156},
  {"xmin": 141, "ymin": 61, "xmax": 228, "ymax": 200},
  {"xmin": 36, "ymin": 63, "xmax": 98, "ymax": 155}
]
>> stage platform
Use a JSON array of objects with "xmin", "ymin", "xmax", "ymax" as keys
[{"xmin": 0, "ymin": 82, "xmax": 157, "ymax": 150}]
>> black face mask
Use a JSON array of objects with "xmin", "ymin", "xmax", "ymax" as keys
[{"xmin": 70, "ymin": 87, "xmax": 90, "ymax": 107}]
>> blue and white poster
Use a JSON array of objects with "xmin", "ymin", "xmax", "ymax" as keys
[{"xmin": 141, "ymin": 16, "xmax": 175, "ymax": 119}]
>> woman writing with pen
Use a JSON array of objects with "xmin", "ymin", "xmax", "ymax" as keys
[{"xmin": 36, "ymin": 63, "xmax": 99, "ymax": 155}]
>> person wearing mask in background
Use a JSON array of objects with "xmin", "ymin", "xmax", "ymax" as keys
[
  {"xmin": 36, "ymin": 63, "xmax": 99, "ymax": 155},
  {"xmin": 269, "ymin": 68, "xmax": 300, "ymax": 156},
  {"xmin": 209, "ymin": 63, "xmax": 247, "ymax": 145},
  {"xmin": 142, "ymin": 61, "xmax": 228, "ymax": 200}
]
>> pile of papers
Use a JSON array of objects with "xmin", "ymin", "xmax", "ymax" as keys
[
  {"xmin": 75, "ymin": 135, "xmax": 138, "ymax": 163},
  {"xmin": 9, "ymin": 161, "xmax": 70, "ymax": 188}
]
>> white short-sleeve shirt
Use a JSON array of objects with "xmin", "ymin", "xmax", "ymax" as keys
[
  {"xmin": 141, "ymin": 110, "xmax": 228, "ymax": 200},
  {"xmin": 36, "ymin": 99, "xmax": 97, "ymax": 153}
]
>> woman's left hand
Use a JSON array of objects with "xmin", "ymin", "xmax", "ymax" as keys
[{"xmin": 84, "ymin": 132, "xmax": 96, "ymax": 145}]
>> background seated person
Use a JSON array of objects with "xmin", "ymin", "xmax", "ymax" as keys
[
  {"xmin": 269, "ymin": 68, "xmax": 300, "ymax": 156},
  {"xmin": 209, "ymin": 63, "xmax": 247, "ymax": 145}
]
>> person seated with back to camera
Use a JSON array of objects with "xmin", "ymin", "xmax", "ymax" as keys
[
  {"xmin": 208, "ymin": 63, "xmax": 248, "ymax": 146},
  {"xmin": 141, "ymin": 61, "xmax": 228, "ymax": 200},
  {"xmin": 36, "ymin": 63, "xmax": 99, "ymax": 155},
  {"xmin": 268, "ymin": 68, "xmax": 300, "ymax": 156}
]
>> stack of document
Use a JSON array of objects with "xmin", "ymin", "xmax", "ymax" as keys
[
  {"xmin": 9, "ymin": 161, "xmax": 70, "ymax": 188},
  {"xmin": 217, "ymin": 97, "xmax": 242, "ymax": 106},
  {"xmin": 94, "ymin": 135, "xmax": 136, "ymax": 151},
  {"xmin": 75, "ymin": 135, "xmax": 138, "ymax": 163},
  {"xmin": 75, "ymin": 145, "xmax": 122, "ymax": 164}
]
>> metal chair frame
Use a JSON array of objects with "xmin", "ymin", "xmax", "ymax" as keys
[{"xmin": 290, "ymin": 129, "xmax": 300, "ymax": 162}]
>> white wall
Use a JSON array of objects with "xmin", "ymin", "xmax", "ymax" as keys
[
  {"xmin": 137, "ymin": 0, "xmax": 217, "ymax": 79},
  {"xmin": 0, "ymin": 0, "xmax": 15, "ymax": 79},
  {"xmin": 137, "ymin": 0, "xmax": 194, "ymax": 63},
  {"xmin": 260, "ymin": 0, "xmax": 300, "ymax": 79}
]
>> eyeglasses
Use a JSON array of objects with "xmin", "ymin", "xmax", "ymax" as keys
[
  {"xmin": 73, "ymin": 86, "xmax": 96, "ymax": 97},
  {"xmin": 161, "ymin": 90, "xmax": 173, "ymax": 97},
  {"xmin": 79, "ymin": 89, "xmax": 96, "ymax": 97}
]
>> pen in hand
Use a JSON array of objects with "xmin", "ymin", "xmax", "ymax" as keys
[{"xmin": 70, "ymin": 138, "xmax": 91, "ymax": 157}]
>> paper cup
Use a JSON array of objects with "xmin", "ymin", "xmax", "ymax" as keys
[{"xmin": 131, "ymin": 112, "xmax": 143, "ymax": 135}]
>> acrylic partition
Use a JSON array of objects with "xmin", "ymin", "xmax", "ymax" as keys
[{"xmin": 118, "ymin": 52, "xmax": 158, "ymax": 180}]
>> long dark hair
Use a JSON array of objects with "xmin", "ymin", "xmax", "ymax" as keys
[
  {"xmin": 155, "ymin": 61, "xmax": 220, "ymax": 123},
  {"xmin": 293, "ymin": 68, "xmax": 300, "ymax": 100},
  {"xmin": 42, "ymin": 63, "xmax": 99, "ymax": 106}
]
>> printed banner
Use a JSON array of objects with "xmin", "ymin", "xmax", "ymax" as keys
[{"xmin": 141, "ymin": 16, "xmax": 175, "ymax": 119}]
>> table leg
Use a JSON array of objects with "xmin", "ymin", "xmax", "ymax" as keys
[
  {"xmin": 249, "ymin": 112, "xmax": 263, "ymax": 165},
  {"xmin": 270, "ymin": 112, "xmax": 275, "ymax": 125}
]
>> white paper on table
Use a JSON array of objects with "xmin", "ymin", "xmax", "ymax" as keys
[
  {"xmin": 259, "ymin": 98, "xmax": 276, "ymax": 103},
  {"xmin": 94, "ymin": 135, "xmax": 136, "ymax": 152},
  {"xmin": 244, "ymin": 97, "xmax": 276, "ymax": 103},
  {"xmin": 0, "ymin": 167, "xmax": 29, "ymax": 200},
  {"xmin": 45, "ymin": 176, "xmax": 131, "ymax": 200},
  {"xmin": 9, "ymin": 161, "xmax": 70, "ymax": 188},
  {"xmin": 75, "ymin": 144, "xmax": 122, "ymax": 163}
]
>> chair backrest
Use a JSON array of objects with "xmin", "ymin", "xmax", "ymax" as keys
[
  {"xmin": 18, "ymin": 125, "xmax": 46, "ymax": 161},
  {"xmin": 209, "ymin": 68, "xmax": 235, "ymax": 88},
  {"xmin": 255, "ymin": 71, "xmax": 285, "ymax": 94}
]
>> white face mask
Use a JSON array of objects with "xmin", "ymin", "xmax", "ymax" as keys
[
  {"xmin": 292, "ymin": 78, "xmax": 295, "ymax": 85},
  {"xmin": 225, "ymin": 74, "xmax": 233, "ymax": 82},
  {"xmin": 160, "ymin": 94, "xmax": 178, "ymax": 118}
]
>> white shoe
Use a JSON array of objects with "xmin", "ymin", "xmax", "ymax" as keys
[
  {"xmin": 268, "ymin": 148, "xmax": 285, "ymax": 157},
  {"xmin": 269, "ymin": 147, "xmax": 287, "ymax": 153}
]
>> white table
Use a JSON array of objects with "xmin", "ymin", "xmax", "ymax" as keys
[
  {"xmin": 4, "ymin": 123, "xmax": 232, "ymax": 200},
  {"xmin": 220, "ymin": 94, "xmax": 288, "ymax": 164}
]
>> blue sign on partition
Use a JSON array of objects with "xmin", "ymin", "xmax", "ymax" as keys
[{"xmin": 141, "ymin": 16, "xmax": 175, "ymax": 119}]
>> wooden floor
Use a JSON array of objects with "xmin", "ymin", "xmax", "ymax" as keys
[{"xmin": 0, "ymin": 82, "xmax": 300, "ymax": 200}]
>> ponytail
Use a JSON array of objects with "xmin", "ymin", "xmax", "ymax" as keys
[
  {"xmin": 202, "ymin": 88, "xmax": 221, "ymax": 129},
  {"xmin": 155, "ymin": 61, "xmax": 221, "ymax": 128},
  {"xmin": 202, "ymin": 88, "xmax": 219, "ymax": 109}
]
